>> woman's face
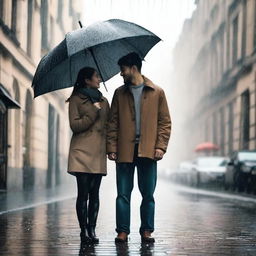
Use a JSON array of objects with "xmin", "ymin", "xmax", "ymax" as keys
[{"xmin": 85, "ymin": 71, "xmax": 101, "ymax": 89}]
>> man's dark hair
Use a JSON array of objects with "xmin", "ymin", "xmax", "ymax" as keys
[{"xmin": 118, "ymin": 52, "xmax": 142, "ymax": 72}]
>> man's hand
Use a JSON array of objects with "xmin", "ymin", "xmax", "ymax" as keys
[
  {"xmin": 108, "ymin": 153, "xmax": 117, "ymax": 161},
  {"xmin": 154, "ymin": 149, "xmax": 164, "ymax": 161}
]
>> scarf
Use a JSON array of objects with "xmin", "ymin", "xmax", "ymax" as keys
[{"xmin": 77, "ymin": 87, "xmax": 103, "ymax": 103}]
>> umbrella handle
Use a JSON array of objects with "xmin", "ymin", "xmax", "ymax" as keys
[{"xmin": 89, "ymin": 48, "xmax": 108, "ymax": 92}]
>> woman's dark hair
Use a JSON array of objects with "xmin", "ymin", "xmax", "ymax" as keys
[
  {"xmin": 117, "ymin": 52, "xmax": 142, "ymax": 72},
  {"xmin": 66, "ymin": 67, "xmax": 96, "ymax": 102}
]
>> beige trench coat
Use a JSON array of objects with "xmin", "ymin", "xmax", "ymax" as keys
[{"xmin": 67, "ymin": 93, "xmax": 109, "ymax": 175}]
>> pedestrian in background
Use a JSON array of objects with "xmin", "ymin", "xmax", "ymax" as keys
[
  {"xmin": 107, "ymin": 52, "xmax": 171, "ymax": 243},
  {"xmin": 67, "ymin": 67, "xmax": 109, "ymax": 244}
]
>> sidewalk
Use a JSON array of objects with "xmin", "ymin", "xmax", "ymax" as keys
[
  {"xmin": 0, "ymin": 174, "xmax": 256, "ymax": 255},
  {"xmin": 1, "ymin": 175, "xmax": 256, "ymax": 216},
  {"xmin": 0, "ymin": 181, "xmax": 76, "ymax": 215}
]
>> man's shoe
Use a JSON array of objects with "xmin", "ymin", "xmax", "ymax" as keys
[
  {"xmin": 115, "ymin": 232, "xmax": 128, "ymax": 243},
  {"xmin": 141, "ymin": 231, "xmax": 155, "ymax": 243}
]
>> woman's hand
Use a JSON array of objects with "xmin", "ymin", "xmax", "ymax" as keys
[{"xmin": 93, "ymin": 102, "xmax": 101, "ymax": 109}]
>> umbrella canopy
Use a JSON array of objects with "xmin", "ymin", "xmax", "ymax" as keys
[
  {"xmin": 195, "ymin": 142, "xmax": 219, "ymax": 152},
  {"xmin": 32, "ymin": 19, "xmax": 161, "ymax": 97}
]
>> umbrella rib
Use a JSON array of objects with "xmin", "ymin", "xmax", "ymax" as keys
[{"xmin": 119, "ymin": 38, "xmax": 144, "ymax": 59}]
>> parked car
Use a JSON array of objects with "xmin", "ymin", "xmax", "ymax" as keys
[
  {"xmin": 225, "ymin": 150, "xmax": 256, "ymax": 193},
  {"xmin": 177, "ymin": 161, "xmax": 197, "ymax": 186},
  {"xmin": 192, "ymin": 156, "xmax": 228, "ymax": 186}
]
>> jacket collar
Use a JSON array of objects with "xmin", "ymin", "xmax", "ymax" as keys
[
  {"xmin": 142, "ymin": 75, "xmax": 155, "ymax": 90},
  {"xmin": 124, "ymin": 75, "xmax": 155, "ymax": 91}
]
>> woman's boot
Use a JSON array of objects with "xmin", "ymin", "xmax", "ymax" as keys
[
  {"xmin": 80, "ymin": 227, "xmax": 92, "ymax": 243},
  {"xmin": 87, "ymin": 225, "xmax": 99, "ymax": 243}
]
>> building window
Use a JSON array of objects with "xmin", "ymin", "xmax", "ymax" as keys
[
  {"xmin": 23, "ymin": 90, "xmax": 34, "ymax": 189},
  {"xmin": 27, "ymin": 0, "xmax": 33, "ymax": 56},
  {"xmin": 210, "ymin": 46, "xmax": 216, "ymax": 88},
  {"xmin": 13, "ymin": 79, "xmax": 19, "ymax": 102},
  {"xmin": 50, "ymin": 16, "xmax": 54, "ymax": 49},
  {"xmin": 0, "ymin": 99, "xmax": 7, "ymax": 190},
  {"xmin": 220, "ymin": 31, "xmax": 224, "ymax": 77},
  {"xmin": 228, "ymin": 102, "xmax": 234, "ymax": 155},
  {"xmin": 213, "ymin": 113, "xmax": 217, "ymax": 145},
  {"xmin": 232, "ymin": 15, "xmax": 238, "ymax": 66},
  {"xmin": 241, "ymin": 0, "xmax": 247, "ymax": 57},
  {"xmin": 47, "ymin": 104, "xmax": 60, "ymax": 188},
  {"xmin": 11, "ymin": 0, "xmax": 17, "ymax": 33},
  {"xmin": 240, "ymin": 90, "xmax": 250, "ymax": 149},
  {"xmin": 0, "ymin": 0, "xmax": 4, "ymax": 20},
  {"xmin": 23, "ymin": 90, "xmax": 33, "ymax": 167},
  {"xmin": 215, "ymin": 45, "xmax": 219, "ymax": 84},
  {"xmin": 40, "ymin": 0, "xmax": 48, "ymax": 50},
  {"xmin": 69, "ymin": 0, "xmax": 73, "ymax": 16},
  {"xmin": 57, "ymin": 0, "xmax": 63, "ymax": 24},
  {"xmin": 254, "ymin": 0, "xmax": 256, "ymax": 49},
  {"xmin": 227, "ymin": 17, "xmax": 230, "ymax": 69},
  {"xmin": 205, "ymin": 120, "xmax": 209, "ymax": 141},
  {"xmin": 13, "ymin": 79, "xmax": 20, "ymax": 166},
  {"xmin": 220, "ymin": 108, "xmax": 225, "ymax": 155}
]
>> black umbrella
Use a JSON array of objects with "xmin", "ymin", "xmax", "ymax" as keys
[{"xmin": 32, "ymin": 19, "xmax": 161, "ymax": 97}]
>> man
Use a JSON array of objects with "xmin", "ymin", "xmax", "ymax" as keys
[{"xmin": 107, "ymin": 52, "xmax": 171, "ymax": 243}]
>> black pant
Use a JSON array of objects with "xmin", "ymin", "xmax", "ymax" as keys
[{"xmin": 76, "ymin": 173, "xmax": 102, "ymax": 231}]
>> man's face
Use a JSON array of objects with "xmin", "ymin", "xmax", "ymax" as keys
[{"xmin": 120, "ymin": 65, "xmax": 133, "ymax": 85}]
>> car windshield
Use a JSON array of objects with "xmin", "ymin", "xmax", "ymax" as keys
[
  {"xmin": 238, "ymin": 152, "xmax": 256, "ymax": 161},
  {"xmin": 197, "ymin": 158, "xmax": 227, "ymax": 167}
]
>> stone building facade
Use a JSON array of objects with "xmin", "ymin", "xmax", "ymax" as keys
[
  {"xmin": 0, "ymin": 0, "xmax": 82, "ymax": 191},
  {"xmin": 172, "ymin": 0, "xmax": 256, "ymax": 163}
]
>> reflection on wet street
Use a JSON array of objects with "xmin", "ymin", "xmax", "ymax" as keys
[{"xmin": 0, "ymin": 173, "xmax": 256, "ymax": 255}]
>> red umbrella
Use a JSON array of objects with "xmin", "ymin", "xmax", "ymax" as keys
[{"xmin": 195, "ymin": 142, "xmax": 219, "ymax": 152}]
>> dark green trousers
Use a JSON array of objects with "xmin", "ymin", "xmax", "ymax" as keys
[{"xmin": 116, "ymin": 144, "xmax": 157, "ymax": 234}]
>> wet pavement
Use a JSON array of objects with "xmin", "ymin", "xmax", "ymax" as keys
[{"xmin": 0, "ymin": 171, "xmax": 256, "ymax": 256}]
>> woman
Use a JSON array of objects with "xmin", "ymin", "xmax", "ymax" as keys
[{"xmin": 67, "ymin": 67, "xmax": 109, "ymax": 244}]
